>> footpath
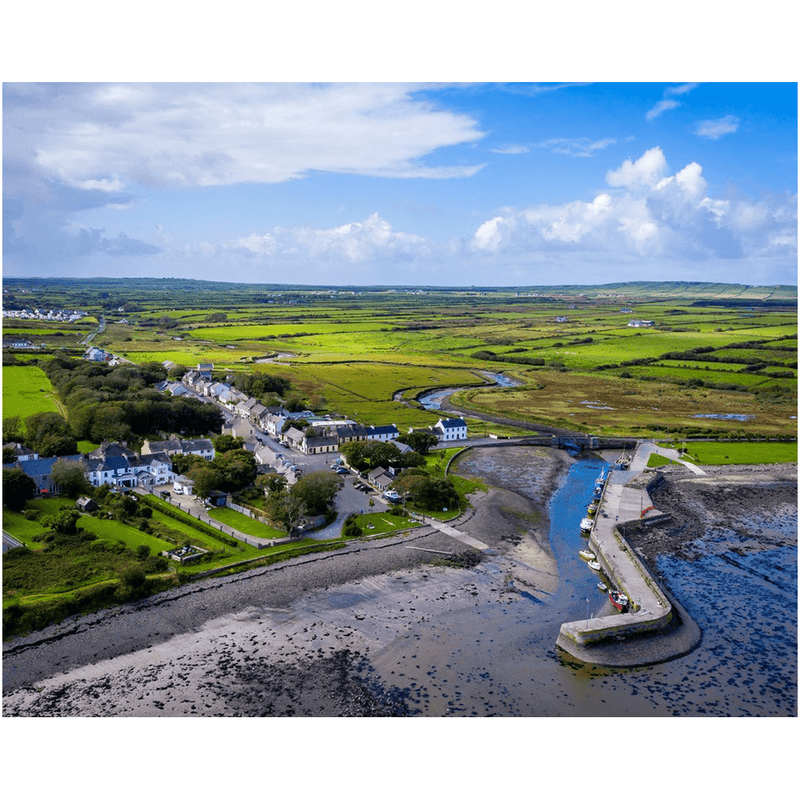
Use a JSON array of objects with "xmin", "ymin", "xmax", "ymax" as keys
[{"xmin": 555, "ymin": 441, "xmax": 702, "ymax": 667}]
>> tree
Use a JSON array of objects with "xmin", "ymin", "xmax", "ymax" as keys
[
  {"xmin": 43, "ymin": 508, "xmax": 81, "ymax": 536},
  {"xmin": 3, "ymin": 415, "xmax": 23, "ymax": 444},
  {"xmin": 214, "ymin": 449, "xmax": 257, "ymax": 493},
  {"xmin": 51, "ymin": 459, "xmax": 91, "ymax": 498},
  {"xmin": 290, "ymin": 471, "xmax": 341, "ymax": 516},
  {"xmin": 256, "ymin": 473, "xmax": 288, "ymax": 494},
  {"xmin": 187, "ymin": 465, "xmax": 221, "ymax": 499},
  {"xmin": 398, "ymin": 431, "xmax": 439, "ymax": 455},
  {"xmin": 264, "ymin": 485, "xmax": 305, "ymax": 535},
  {"xmin": 25, "ymin": 412, "xmax": 77, "ymax": 455},
  {"xmin": 212, "ymin": 434, "xmax": 244, "ymax": 453},
  {"xmin": 2, "ymin": 468, "xmax": 36, "ymax": 511},
  {"xmin": 342, "ymin": 515, "xmax": 362, "ymax": 537}
]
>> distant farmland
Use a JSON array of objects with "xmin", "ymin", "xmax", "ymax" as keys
[{"xmin": 2, "ymin": 366, "xmax": 64, "ymax": 424}]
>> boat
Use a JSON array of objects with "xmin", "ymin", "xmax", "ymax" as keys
[
  {"xmin": 580, "ymin": 517, "xmax": 594, "ymax": 533},
  {"xmin": 596, "ymin": 582, "xmax": 607, "ymax": 591},
  {"xmin": 587, "ymin": 501, "xmax": 599, "ymax": 516},
  {"xmin": 587, "ymin": 560, "xmax": 602, "ymax": 572},
  {"xmin": 609, "ymin": 590, "xmax": 629, "ymax": 611},
  {"xmin": 578, "ymin": 549, "xmax": 595, "ymax": 561},
  {"xmin": 593, "ymin": 484, "xmax": 603, "ymax": 498},
  {"xmin": 594, "ymin": 472, "xmax": 606, "ymax": 487}
]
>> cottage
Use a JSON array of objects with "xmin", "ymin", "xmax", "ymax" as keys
[
  {"xmin": 366, "ymin": 468, "xmax": 395, "ymax": 493},
  {"xmin": 141, "ymin": 435, "xmax": 215, "ymax": 461},
  {"xmin": 86, "ymin": 441, "xmax": 173, "ymax": 488},
  {"xmin": 76, "ymin": 496, "xmax": 98, "ymax": 513},
  {"xmin": 11, "ymin": 454, "xmax": 86, "ymax": 495},
  {"xmin": 365, "ymin": 424, "xmax": 399, "ymax": 442},
  {"xmin": 434, "ymin": 417, "xmax": 468, "ymax": 441}
]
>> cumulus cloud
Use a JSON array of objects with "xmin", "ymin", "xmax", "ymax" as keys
[
  {"xmin": 209, "ymin": 213, "xmax": 429, "ymax": 264},
  {"xmin": 606, "ymin": 147, "xmax": 669, "ymax": 189},
  {"xmin": 695, "ymin": 115, "xmax": 740, "ymax": 139},
  {"xmin": 537, "ymin": 138, "xmax": 616, "ymax": 157},
  {"xmin": 665, "ymin": 83, "xmax": 699, "ymax": 96},
  {"xmin": 469, "ymin": 147, "xmax": 796, "ymax": 267}
]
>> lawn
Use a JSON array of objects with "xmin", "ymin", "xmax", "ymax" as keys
[
  {"xmin": 670, "ymin": 441, "xmax": 798, "ymax": 465},
  {"xmin": 207, "ymin": 506, "xmax": 286, "ymax": 538},
  {"xmin": 2, "ymin": 365, "xmax": 64, "ymax": 423}
]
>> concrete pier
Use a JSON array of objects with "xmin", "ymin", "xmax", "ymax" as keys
[{"xmin": 556, "ymin": 442, "xmax": 700, "ymax": 665}]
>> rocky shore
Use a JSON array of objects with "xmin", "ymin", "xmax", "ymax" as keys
[{"xmin": 3, "ymin": 447, "xmax": 795, "ymax": 717}]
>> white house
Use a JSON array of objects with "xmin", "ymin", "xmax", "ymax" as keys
[
  {"xmin": 434, "ymin": 418, "xmax": 468, "ymax": 441},
  {"xmin": 365, "ymin": 424, "xmax": 400, "ymax": 441},
  {"xmin": 86, "ymin": 442, "xmax": 174, "ymax": 488}
]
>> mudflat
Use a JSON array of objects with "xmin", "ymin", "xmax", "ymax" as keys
[{"xmin": 3, "ymin": 447, "xmax": 795, "ymax": 717}]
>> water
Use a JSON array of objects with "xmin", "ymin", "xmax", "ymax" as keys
[{"xmin": 418, "ymin": 371, "xmax": 516, "ymax": 410}]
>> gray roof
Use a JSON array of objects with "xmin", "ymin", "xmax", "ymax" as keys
[{"xmin": 15, "ymin": 454, "xmax": 84, "ymax": 477}]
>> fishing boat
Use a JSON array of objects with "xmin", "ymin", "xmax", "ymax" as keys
[
  {"xmin": 587, "ymin": 560, "xmax": 602, "ymax": 572},
  {"xmin": 587, "ymin": 501, "xmax": 599, "ymax": 517},
  {"xmin": 609, "ymin": 590, "xmax": 629, "ymax": 611},
  {"xmin": 596, "ymin": 582, "xmax": 607, "ymax": 592},
  {"xmin": 578, "ymin": 549, "xmax": 595, "ymax": 561},
  {"xmin": 580, "ymin": 517, "xmax": 594, "ymax": 533},
  {"xmin": 593, "ymin": 484, "xmax": 603, "ymax": 498},
  {"xmin": 594, "ymin": 471, "xmax": 606, "ymax": 487}
]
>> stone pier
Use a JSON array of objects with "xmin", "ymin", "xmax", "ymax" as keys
[{"xmin": 556, "ymin": 442, "xmax": 700, "ymax": 666}]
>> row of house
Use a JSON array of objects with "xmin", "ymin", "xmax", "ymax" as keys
[{"xmin": 6, "ymin": 437, "xmax": 215, "ymax": 496}]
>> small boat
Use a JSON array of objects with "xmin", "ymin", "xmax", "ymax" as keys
[
  {"xmin": 609, "ymin": 590, "xmax": 629, "ymax": 611},
  {"xmin": 593, "ymin": 485, "xmax": 603, "ymax": 498},
  {"xmin": 587, "ymin": 502, "xmax": 599, "ymax": 516},
  {"xmin": 578, "ymin": 549, "xmax": 595, "ymax": 561},
  {"xmin": 596, "ymin": 582, "xmax": 607, "ymax": 592},
  {"xmin": 579, "ymin": 517, "xmax": 594, "ymax": 533},
  {"xmin": 595, "ymin": 472, "xmax": 606, "ymax": 487},
  {"xmin": 587, "ymin": 560, "xmax": 602, "ymax": 572}
]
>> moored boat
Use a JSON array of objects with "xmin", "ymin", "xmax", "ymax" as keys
[
  {"xmin": 609, "ymin": 589, "xmax": 629, "ymax": 611},
  {"xmin": 578, "ymin": 549, "xmax": 595, "ymax": 561},
  {"xmin": 580, "ymin": 517, "xmax": 593, "ymax": 533},
  {"xmin": 587, "ymin": 501, "xmax": 599, "ymax": 516},
  {"xmin": 596, "ymin": 582, "xmax": 607, "ymax": 591},
  {"xmin": 587, "ymin": 560, "xmax": 602, "ymax": 572}
]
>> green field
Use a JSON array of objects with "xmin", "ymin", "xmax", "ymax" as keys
[
  {"xmin": 207, "ymin": 506, "xmax": 285, "ymax": 538},
  {"xmin": 3, "ymin": 278, "xmax": 796, "ymax": 443},
  {"xmin": 2, "ymin": 365, "xmax": 64, "ymax": 423}
]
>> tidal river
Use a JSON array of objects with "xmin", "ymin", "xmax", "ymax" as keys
[{"xmin": 398, "ymin": 454, "xmax": 799, "ymax": 716}]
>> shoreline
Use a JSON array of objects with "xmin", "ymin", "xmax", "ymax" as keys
[{"xmin": 3, "ymin": 449, "xmax": 795, "ymax": 716}]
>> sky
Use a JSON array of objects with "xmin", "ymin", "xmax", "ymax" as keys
[{"xmin": 3, "ymin": 80, "xmax": 797, "ymax": 287}]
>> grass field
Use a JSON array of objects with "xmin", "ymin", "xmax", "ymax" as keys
[
  {"xmin": 207, "ymin": 506, "xmax": 285, "ymax": 538},
  {"xmin": 668, "ymin": 441, "xmax": 798, "ymax": 464},
  {"xmin": 2, "ymin": 365, "xmax": 64, "ymax": 423}
]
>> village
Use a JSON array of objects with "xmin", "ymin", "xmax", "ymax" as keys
[{"xmin": 5, "ymin": 361, "xmax": 468, "ymax": 527}]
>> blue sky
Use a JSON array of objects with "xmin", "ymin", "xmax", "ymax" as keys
[{"xmin": 3, "ymin": 81, "xmax": 797, "ymax": 287}]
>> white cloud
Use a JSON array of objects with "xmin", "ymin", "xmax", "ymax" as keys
[
  {"xmin": 489, "ymin": 145, "xmax": 529, "ymax": 154},
  {"xmin": 218, "ymin": 213, "xmax": 429, "ymax": 263},
  {"xmin": 606, "ymin": 147, "xmax": 669, "ymax": 189},
  {"xmin": 695, "ymin": 115, "xmax": 739, "ymax": 139},
  {"xmin": 646, "ymin": 99, "xmax": 680, "ymax": 121},
  {"xmin": 537, "ymin": 138, "xmax": 616, "ymax": 157},
  {"xmin": 665, "ymin": 83, "xmax": 699, "ymax": 96},
  {"xmin": 23, "ymin": 83, "xmax": 486, "ymax": 189},
  {"xmin": 469, "ymin": 148, "xmax": 797, "ymax": 267}
]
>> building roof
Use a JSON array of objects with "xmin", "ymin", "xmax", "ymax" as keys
[
  {"xmin": 367, "ymin": 424, "xmax": 399, "ymax": 435},
  {"xmin": 437, "ymin": 417, "xmax": 467, "ymax": 428},
  {"xmin": 15, "ymin": 454, "xmax": 84, "ymax": 477}
]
